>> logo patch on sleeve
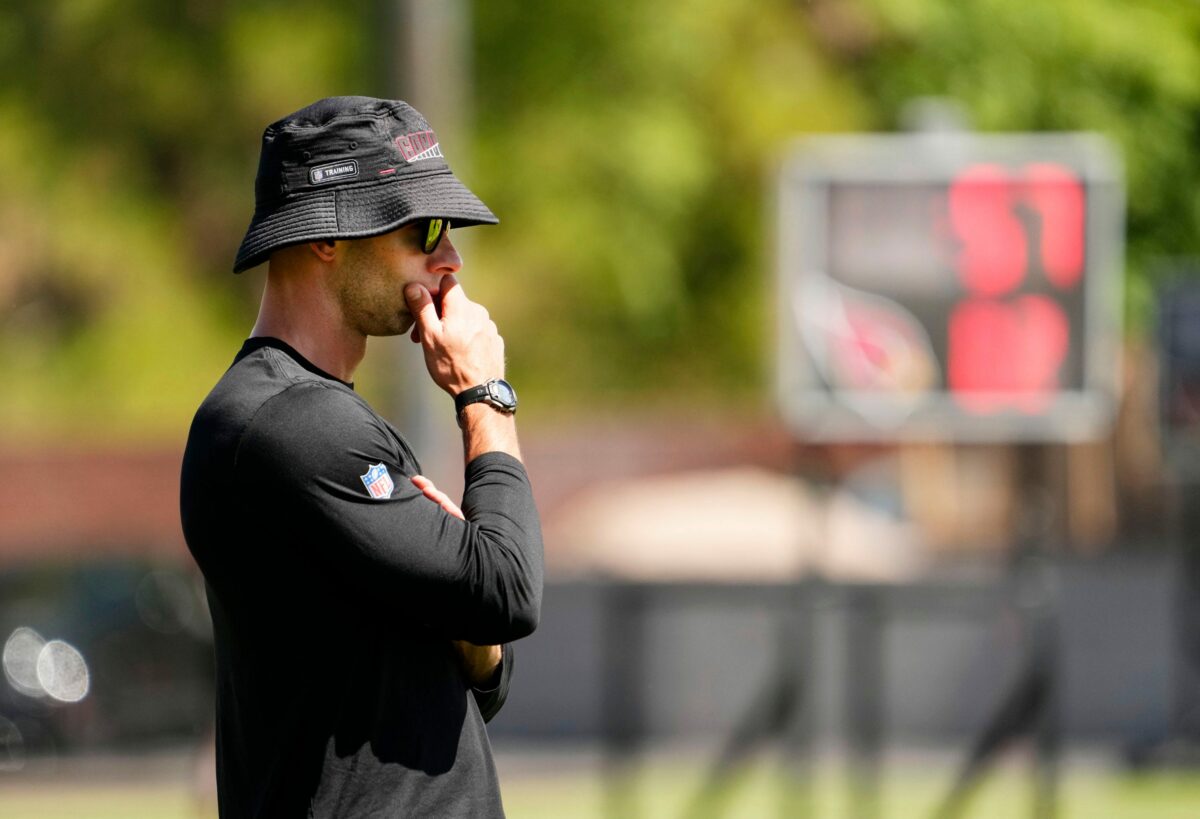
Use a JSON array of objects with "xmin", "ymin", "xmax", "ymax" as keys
[{"xmin": 360, "ymin": 463, "xmax": 395, "ymax": 499}]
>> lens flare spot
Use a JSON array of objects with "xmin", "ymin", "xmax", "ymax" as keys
[
  {"xmin": 3, "ymin": 627, "xmax": 46, "ymax": 698},
  {"xmin": 36, "ymin": 640, "xmax": 90, "ymax": 703}
]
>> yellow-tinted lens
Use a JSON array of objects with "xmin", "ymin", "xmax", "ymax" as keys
[{"xmin": 423, "ymin": 218, "xmax": 447, "ymax": 253}]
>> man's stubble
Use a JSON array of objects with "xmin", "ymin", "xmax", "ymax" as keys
[{"xmin": 333, "ymin": 239, "xmax": 415, "ymax": 339}]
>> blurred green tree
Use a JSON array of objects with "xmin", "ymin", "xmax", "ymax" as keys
[{"xmin": 0, "ymin": 0, "xmax": 373, "ymax": 440}]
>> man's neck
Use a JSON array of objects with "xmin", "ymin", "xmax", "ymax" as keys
[
  {"xmin": 251, "ymin": 276, "xmax": 366, "ymax": 383},
  {"xmin": 250, "ymin": 323, "xmax": 366, "ymax": 384}
]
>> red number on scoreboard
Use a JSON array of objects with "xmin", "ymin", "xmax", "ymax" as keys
[{"xmin": 946, "ymin": 163, "xmax": 1085, "ymax": 413}]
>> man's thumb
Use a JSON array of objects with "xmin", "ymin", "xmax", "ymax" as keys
[{"xmin": 404, "ymin": 283, "xmax": 438, "ymax": 332}]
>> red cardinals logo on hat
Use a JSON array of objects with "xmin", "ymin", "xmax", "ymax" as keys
[{"xmin": 395, "ymin": 130, "xmax": 443, "ymax": 163}]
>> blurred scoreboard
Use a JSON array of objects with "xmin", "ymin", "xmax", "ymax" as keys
[{"xmin": 776, "ymin": 132, "xmax": 1124, "ymax": 442}]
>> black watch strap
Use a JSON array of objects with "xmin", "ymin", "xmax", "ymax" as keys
[
  {"xmin": 454, "ymin": 383, "xmax": 491, "ymax": 415},
  {"xmin": 454, "ymin": 379, "xmax": 518, "ymax": 418}
]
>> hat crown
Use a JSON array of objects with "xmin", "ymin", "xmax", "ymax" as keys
[
  {"xmin": 253, "ymin": 97, "xmax": 445, "ymax": 205},
  {"xmin": 275, "ymin": 95, "xmax": 405, "ymax": 129}
]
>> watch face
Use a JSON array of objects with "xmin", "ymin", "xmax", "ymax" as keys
[{"xmin": 490, "ymin": 379, "xmax": 517, "ymax": 408}]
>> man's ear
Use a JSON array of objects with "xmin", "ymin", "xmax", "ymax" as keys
[{"xmin": 307, "ymin": 240, "xmax": 337, "ymax": 263}]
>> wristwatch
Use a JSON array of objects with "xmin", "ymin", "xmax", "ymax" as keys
[{"xmin": 454, "ymin": 379, "xmax": 518, "ymax": 421}]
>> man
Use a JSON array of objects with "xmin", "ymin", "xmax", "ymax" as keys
[{"xmin": 180, "ymin": 96, "xmax": 543, "ymax": 818}]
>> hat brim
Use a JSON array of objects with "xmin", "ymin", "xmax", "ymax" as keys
[{"xmin": 233, "ymin": 170, "xmax": 498, "ymax": 273}]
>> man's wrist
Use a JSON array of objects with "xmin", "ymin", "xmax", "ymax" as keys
[
  {"xmin": 454, "ymin": 378, "xmax": 517, "ymax": 423},
  {"xmin": 459, "ymin": 402, "xmax": 522, "ymax": 463},
  {"xmin": 458, "ymin": 401, "xmax": 517, "ymax": 431}
]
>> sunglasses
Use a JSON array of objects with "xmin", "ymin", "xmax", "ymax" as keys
[{"xmin": 418, "ymin": 218, "xmax": 451, "ymax": 254}]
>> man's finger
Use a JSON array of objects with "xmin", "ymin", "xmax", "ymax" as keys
[
  {"xmin": 436, "ymin": 274, "xmax": 466, "ymax": 316},
  {"xmin": 411, "ymin": 475, "xmax": 465, "ymax": 520},
  {"xmin": 411, "ymin": 475, "xmax": 438, "ymax": 497},
  {"xmin": 404, "ymin": 283, "xmax": 441, "ymax": 339}
]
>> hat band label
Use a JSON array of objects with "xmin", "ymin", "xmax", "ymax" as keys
[{"xmin": 309, "ymin": 160, "xmax": 359, "ymax": 185}]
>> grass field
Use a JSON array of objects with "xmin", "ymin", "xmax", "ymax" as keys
[
  {"xmin": 496, "ymin": 751, "xmax": 1200, "ymax": 819},
  {"xmin": 0, "ymin": 749, "xmax": 1198, "ymax": 818}
]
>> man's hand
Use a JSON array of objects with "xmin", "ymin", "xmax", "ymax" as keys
[
  {"xmin": 451, "ymin": 641, "xmax": 504, "ymax": 688},
  {"xmin": 405, "ymin": 275, "xmax": 504, "ymax": 397},
  {"xmin": 404, "ymin": 274, "xmax": 522, "ymax": 464},
  {"xmin": 411, "ymin": 474, "xmax": 464, "ymax": 519},
  {"xmin": 411, "ymin": 474, "xmax": 504, "ymax": 687}
]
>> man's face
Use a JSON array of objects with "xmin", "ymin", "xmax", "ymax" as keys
[{"xmin": 331, "ymin": 222, "xmax": 462, "ymax": 337}]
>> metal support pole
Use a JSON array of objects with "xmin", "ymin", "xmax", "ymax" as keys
[
  {"xmin": 845, "ymin": 586, "xmax": 884, "ymax": 819},
  {"xmin": 932, "ymin": 446, "xmax": 1062, "ymax": 819},
  {"xmin": 602, "ymin": 582, "xmax": 646, "ymax": 819},
  {"xmin": 1018, "ymin": 445, "xmax": 1061, "ymax": 819},
  {"xmin": 779, "ymin": 581, "xmax": 816, "ymax": 819},
  {"xmin": 1029, "ymin": 583, "xmax": 1060, "ymax": 819}
]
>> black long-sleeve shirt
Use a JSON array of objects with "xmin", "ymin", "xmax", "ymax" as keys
[{"xmin": 180, "ymin": 337, "xmax": 543, "ymax": 818}]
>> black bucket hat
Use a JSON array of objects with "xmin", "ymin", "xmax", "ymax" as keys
[{"xmin": 233, "ymin": 96, "xmax": 498, "ymax": 273}]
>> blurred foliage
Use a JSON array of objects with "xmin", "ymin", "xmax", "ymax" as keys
[
  {"xmin": 0, "ymin": 0, "xmax": 376, "ymax": 440},
  {"xmin": 0, "ymin": 0, "xmax": 1198, "ymax": 439}
]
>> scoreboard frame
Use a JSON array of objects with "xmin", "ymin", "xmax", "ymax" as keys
[{"xmin": 775, "ymin": 131, "xmax": 1125, "ymax": 443}]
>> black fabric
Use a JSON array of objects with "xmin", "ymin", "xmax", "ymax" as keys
[
  {"xmin": 180, "ymin": 337, "xmax": 543, "ymax": 818},
  {"xmin": 234, "ymin": 96, "xmax": 498, "ymax": 273}
]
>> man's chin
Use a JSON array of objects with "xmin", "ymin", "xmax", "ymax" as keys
[{"xmin": 365, "ymin": 314, "xmax": 413, "ymax": 338}]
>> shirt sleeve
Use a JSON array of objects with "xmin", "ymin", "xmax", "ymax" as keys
[{"xmin": 235, "ymin": 381, "xmax": 543, "ymax": 646}]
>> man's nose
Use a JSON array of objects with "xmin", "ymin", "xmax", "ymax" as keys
[{"xmin": 430, "ymin": 232, "xmax": 462, "ymax": 273}]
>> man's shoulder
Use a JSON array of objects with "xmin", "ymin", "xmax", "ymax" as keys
[
  {"xmin": 188, "ymin": 344, "xmax": 379, "ymax": 457},
  {"xmin": 245, "ymin": 376, "xmax": 375, "ymax": 443},
  {"xmin": 203, "ymin": 343, "xmax": 360, "ymax": 417}
]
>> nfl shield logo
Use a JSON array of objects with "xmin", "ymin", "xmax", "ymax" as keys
[{"xmin": 360, "ymin": 463, "xmax": 395, "ymax": 499}]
